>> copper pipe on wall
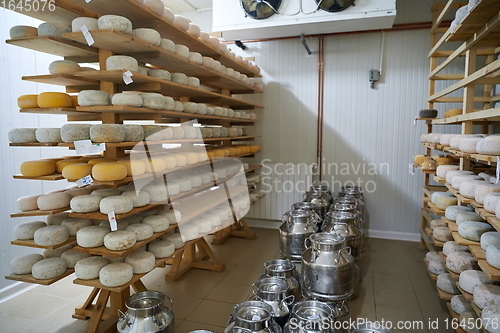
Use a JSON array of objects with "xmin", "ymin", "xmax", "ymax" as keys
[{"xmin": 317, "ymin": 36, "xmax": 325, "ymax": 180}]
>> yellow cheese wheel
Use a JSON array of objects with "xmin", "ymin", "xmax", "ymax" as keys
[
  {"xmin": 118, "ymin": 159, "xmax": 146, "ymax": 176},
  {"xmin": 196, "ymin": 152, "xmax": 208, "ymax": 162},
  {"xmin": 37, "ymin": 92, "xmax": 73, "ymax": 108},
  {"xmin": 414, "ymin": 155, "xmax": 425, "ymax": 165},
  {"xmin": 62, "ymin": 163, "xmax": 93, "ymax": 180},
  {"xmin": 70, "ymin": 95, "xmax": 79, "ymax": 107},
  {"xmin": 172, "ymin": 154, "xmax": 187, "ymax": 167},
  {"xmin": 444, "ymin": 108, "xmax": 462, "ymax": 118},
  {"xmin": 222, "ymin": 149, "xmax": 230, "ymax": 157},
  {"xmin": 79, "ymin": 156, "xmax": 95, "ymax": 162},
  {"xmin": 45, "ymin": 158, "xmax": 63, "ymax": 164},
  {"xmin": 242, "ymin": 146, "xmax": 251, "ymax": 154},
  {"xmin": 92, "ymin": 162, "xmax": 128, "ymax": 181},
  {"xmin": 143, "ymin": 158, "xmax": 166, "ymax": 173},
  {"xmin": 227, "ymin": 148, "xmax": 236, "ymax": 156},
  {"xmin": 18, "ymin": 95, "xmax": 39, "ymax": 109},
  {"xmin": 184, "ymin": 152, "xmax": 198, "ymax": 165},
  {"xmin": 435, "ymin": 157, "xmax": 453, "ymax": 166},
  {"xmin": 207, "ymin": 151, "xmax": 215, "ymax": 160},
  {"xmin": 20, "ymin": 160, "xmax": 56, "ymax": 177},
  {"xmin": 249, "ymin": 145, "xmax": 261, "ymax": 153},
  {"xmin": 162, "ymin": 156, "xmax": 177, "ymax": 170},
  {"xmin": 56, "ymin": 159, "xmax": 82, "ymax": 173},
  {"xmin": 213, "ymin": 150, "xmax": 225, "ymax": 158},
  {"xmin": 234, "ymin": 147, "xmax": 242, "ymax": 155},
  {"xmin": 88, "ymin": 158, "xmax": 117, "ymax": 166}
]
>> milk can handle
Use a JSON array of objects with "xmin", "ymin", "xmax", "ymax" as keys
[
  {"xmin": 338, "ymin": 247, "xmax": 351, "ymax": 258},
  {"xmin": 304, "ymin": 237, "xmax": 312, "ymax": 249},
  {"xmin": 282, "ymin": 211, "xmax": 291, "ymax": 223},
  {"xmin": 164, "ymin": 294, "xmax": 174, "ymax": 309},
  {"xmin": 118, "ymin": 309, "xmax": 128, "ymax": 319},
  {"xmin": 284, "ymin": 295, "xmax": 295, "ymax": 305}
]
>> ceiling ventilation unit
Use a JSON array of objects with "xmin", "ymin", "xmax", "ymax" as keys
[
  {"xmin": 241, "ymin": 0, "xmax": 282, "ymax": 20},
  {"xmin": 315, "ymin": 0, "xmax": 355, "ymax": 13}
]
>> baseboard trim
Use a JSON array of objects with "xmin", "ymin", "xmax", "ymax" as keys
[
  {"xmin": 0, "ymin": 282, "xmax": 36, "ymax": 304},
  {"xmin": 245, "ymin": 218, "xmax": 420, "ymax": 242}
]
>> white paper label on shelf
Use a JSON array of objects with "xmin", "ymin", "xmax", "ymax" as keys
[
  {"xmin": 74, "ymin": 140, "xmax": 106, "ymax": 155},
  {"xmin": 123, "ymin": 71, "xmax": 134, "ymax": 85},
  {"xmin": 76, "ymin": 175, "xmax": 93, "ymax": 188},
  {"xmin": 409, "ymin": 163, "xmax": 415, "ymax": 175},
  {"xmin": 414, "ymin": 117, "xmax": 417, "ymax": 126},
  {"xmin": 85, "ymin": 0, "xmax": 92, "ymax": 2},
  {"xmin": 90, "ymin": 143, "xmax": 106, "ymax": 154},
  {"xmin": 496, "ymin": 157, "xmax": 500, "ymax": 183},
  {"xmin": 108, "ymin": 212, "xmax": 117, "ymax": 231},
  {"xmin": 80, "ymin": 25, "xmax": 94, "ymax": 46}
]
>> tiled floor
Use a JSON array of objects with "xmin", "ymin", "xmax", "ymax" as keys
[{"xmin": 0, "ymin": 228, "xmax": 453, "ymax": 333}]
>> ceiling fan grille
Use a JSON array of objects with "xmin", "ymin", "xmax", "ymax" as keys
[{"xmin": 240, "ymin": 0, "xmax": 282, "ymax": 20}]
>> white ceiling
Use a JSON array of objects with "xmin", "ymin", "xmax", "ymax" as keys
[{"xmin": 166, "ymin": 0, "xmax": 213, "ymax": 13}]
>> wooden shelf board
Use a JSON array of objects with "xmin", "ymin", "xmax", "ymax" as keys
[
  {"xmin": 5, "ymin": 269, "xmax": 74, "ymax": 286},
  {"xmin": 13, "ymin": 174, "xmax": 65, "ymax": 181},
  {"xmin": 420, "ymin": 228, "xmax": 440, "ymax": 252},
  {"xmin": 448, "ymin": 268, "xmax": 460, "ymax": 281},
  {"xmin": 470, "ymin": 244, "xmax": 486, "ymax": 261},
  {"xmin": 437, "ymin": 287, "xmax": 455, "ymax": 301},
  {"xmin": 479, "ymin": 259, "xmax": 500, "ymax": 282},
  {"xmin": 425, "ymin": 259, "xmax": 439, "ymax": 280},
  {"xmin": 11, "ymin": 207, "xmax": 69, "ymax": 218},
  {"xmin": 446, "ymin": 0, "xmax": 500, "ymax": 42},
  {"xmin": 470, "ymin": 200, "xmax": 484, "ymax": 209},
  {"xmin": 19, "ymin": 107, "xmax": 84, "ymax": 116},
  {"xmin": 9, "ymin": 142, "xmax": 60, "ymax": 147},
  {"xmin": 452, "ymin": 232, "xmax": 480, "ymax": 246},
  {"xmin": 6, "ymin": 36, "xmax": 97, "ymax": 58},
  {"xmin": 485, "ymin": 215, "xmax": 500, "ymax": 232},
  {"xmin": 471, "ymin": 300, "xmax": 483, "ymax": 319},
  {"xmin": 429, "ymin": 202, "xmax": 446, "ymax": 216},
  {"xmin": 11, "ymin": 237, "xmax": 76, "ymax": 250},
  {"xmin": 432, "ymin": 107, "xmax": 500, "ymax": 125},
  {"xmin": 433, "ymin": 176, "xmax": 447, "ymax": 183},
  {"xmin": 22, "ymin": 74, "xmax": 99, "ymax": 87},
  {"xmin": 447, "ymin": 221, "xmax": 458, "ymax": 232}
]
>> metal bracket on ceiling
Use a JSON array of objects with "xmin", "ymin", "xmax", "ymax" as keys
[{"xmin": 300, "ymin": 34, "xmax": 312, "ymax": 55}]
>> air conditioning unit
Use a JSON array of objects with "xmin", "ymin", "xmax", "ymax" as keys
[{"xmin": 213, "ymin": 0, "xmax": 396, "ymax": 41}]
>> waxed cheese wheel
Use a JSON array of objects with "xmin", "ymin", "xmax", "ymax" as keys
[
  {"xmin": 35, "ymin": 225, "xmax": 69, "ymax": 246},
  {"xmin": 459, "ymin": 270, "xmax": 492, "ymax": 294},
  {"xmin": 92, "ymin": 188, "xmax": 121, "ymax": 198},
  {"xmin": 460, "ymin": 180, "xmax": 487, "ymax": 198},
  {"xmin": 38, "ymin": 92, "xmax": 73, "ymax": 107},
  {"xmin": 456, "ymin": 212, "xmax": 484, "ymax": 225},
  {"xmin": 45, "ymin": 212, "xmax": 70, "ymax": 225},
  {"xmin": 142, "ymin": 215, "xmax": 169, "ymax": 232},
  {"xmin": 75, "ymin": 256, "xmax": 109, "ymax": 280},
  {"xmin": 10, "ymin": 254, "xmax": 44, "ymax": 275},
  {"xmin": 445, "ymin": 205, "xmax": 474, "ymax": 221},
  {"xmin": 60, "ymin": 124, "xmax": 92, "ymax": 143},
  {"xmin": 451, "ymin": 295, "xmax": 474, "ymax": 314},
  {"xmin": 111, "ymin": 93, "xmax": 143, "ymax": 107},
  {"xmin": 78, "ymin": 90, "xmax": 110, "ymax": 107},
  {"xmin": 98, "ymin": 15, "xmax": 132, "ymax": 34},
  {"xmin": 61, "ymin": 249, "xmax": 91, "ymax": 268},
  {"xmin": 125, "ymin": 223, "xmax": 154, "ymax": 241},
  {"xmin": 172, "ymin": 73, "xmax": 188, "ymax": 85},
  {"xmin": 92, "ymin": 162, "xmax": 128, "ymax": 181},
  {"xmin": 61, "ymin": 218, "xmax": 93, "ymax": 236},
  {"xmin": 125, "ymin": 251, "xmax": 155, "ymax": 274},
  {"xmin": 70, "ymin": 195, "xmax": 102, "ymax": 213},
  {"xmin": 428, "ymin": 258, "xmax": 447, "ymax": 275},
  {"xmin": 132, "ymin": 28, "xmax": 161, "ymax": 46},
  {"xmin": 106, "ymin": 55, "xmax": 138, "ymax": 71},
  {"xmin": 475, "ymin": 183, "xmax": 500, "ymax": 204},
  {"xmin": 436, "ymin": 196, "xmax": 458, "ymax": 210},
  {"xmin": 9, "ymin": 128, "xmax": 37, "ymax": 143},
  {"xmin": 36, "ymin": 128, "xmax": 62, "ymax": 143},
  {"xmin": 99, "ymin": 263, "xmax": 133, "ymax": 287},
  {"xmin": 163, "ymin": 233, "xmax": 185, "ymax": 249},
  {"xmin": 433, "ymin": 227, "xmax": 452, "ymax": 242},
  {"xmin": 482, "ymin": 232, "xmax": 500, "ymax": 251},
  {"xmin": 143, "ymin": 158, "xmax": 166, "ymax": 173},
  {"xmin": 71, "ymin": 17, "xmax": 98, "ymax": 32},
  {"xmin": 474, "ymin": 284, "xmax": 500, "ymax": 309},
  {"xmin": 487, "ymin": 244, "xmax": 500, "ymax": 269},
  {"xmin": 142, "ymin": 125, "xmax": 163, "ymax": 141},
  {"xmin": 148, "ymin": 68, "xmax": 171, "ymax": 80},
  {"xmin": 49, "ymin": 60, "xmax": 81, "ymax": 75},
  {"xmin": 446, "ymin": 251, "xmax": 478, "ymax": 274},
  {"xmin": 482, "ymin": 305, "xmax": 500, "ymax": 333},
  {"xmin": 443, "ymin": 241, "xmax": 469, "ymax": 256},
  {"xmin": 437, "ymin": 273, "xmax": 460, "ymax": 294},
  {"xmin": 77, "ymin": 226, "xmax": 110, "ymax": 248},
  {"xmin": 459, "ymin": 221, "xmax": 494, "ymax": 241},
  {"xmin": 104, "ymin": 231, "xmax": 136, "ymax": 250},
  {"xmin": 446, "ymin": 170, "xmax": 475, "ymax": 184},
  {"xmin": 10, "ymin": 25, "xmax": 38, "ymax": 38},
  {"xmin": 140, "ymin": 93, "xmax": 165, "ymax": 110},
  {"xmin": 160, "ymin": 38, "xmax": 176, "ymax": 52},
  {"xmin": 100, "ymin": 195, "xmax": 133, "ymax": 214},
  {"xmin": 436, "ymin": 165, "xmax": 459, "ymax": 178},
  {"xmin": 123, "ymin": 125, "xmax": 145, "ymax": 141},
  {"xmin": 32, "ymin": 257, "xmax": 67, "ymax": 279},
  {"xmin": 62, "ymin": 163, "xmax": 93, "ymax": 180},
  {"xmin": 38, "ymin": 22, "xmax": 71, "ymax": 37},
  {"xmin": 20, "ymin": 160, "xmax": 56, "ymax": 177},
  {"xmin": 142, "ymin": 184, "xmax": 169, "ymax": 203},
  {"xmin": 14, "ymin": 221, "xmax": 47, "ymax": 240},
  {"xmin": 430, "ymin": 219, "xmax": 446, "ymax": 231},
  {"xmin": 148, "ymin": 239, "xmax": 175, "ymax": 258},
  {"xmin": 37, "ymin": 192, "xmax": 71, "ymax": 210},
  {"xmin": 121, "ymin": 191, "xmax": 150, "ymax": 207},
  {"xmin": 17, "ymin": 195, "xmax": 41, "ymax": 212}
]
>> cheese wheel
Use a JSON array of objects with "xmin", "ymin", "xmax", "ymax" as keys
[
  {"xmin": 111, "ymin": 93, "xmax": 143, "ymax": 107},
  {"xmin": 475, "ymin": 183, "xmax": 500, "ymax": 204},
  {"xmin": 70, "ymin": 195, "xmax": 102, "ymax": 213},
  {"xmin": 161, "ymin": 6, "xmax": 174, "ymax": 22},
  {"xmin": 187, "ymin": 77, "xmax": 201, "ymax": 87},
  {"xmin": 60, "ymin": 124, "xmax": 92, "ymax": 143},
  {"xmin": 37, "ymin": 92, "xmax": 72, "ymax": 108},
  {"xmin": 122, "ymin": 125, "xmax": 144, "ymax": 142},
  {"xmin": 187, "ymin": 23, "xmax": 201, "ymax": 38},
  {"xmin": 92, "ymin": 162, "xmax": 128, "ymax": 181},
  {"xmin": 451, "ymin": 295, "xmax": 473, "ymax": 314},
  {"xmin": 160, "ymin": 126, "xmax": 173, "ymax": 139},
  {"xmin": 172, "ymin": 73, "xmax": 188, "ymax": 85},
  {"xmin": 202, "ymin": 56, "xmax": 215, "ymax": 70},
  {"xmin": 163, "ymin": 233, "xmax": 184, "ymax": 249},
  {"xmin": 443, "ymin": 241, "xmax": 469, "ymax": 256},
  {"xmin": 446, "ymin": 251, "xmax": 478, "ymax": 274},
  {"xmin": 482, "ymin": 305, "xmax": 500, "ymax": 333},
  {"xmin": 173, "ymin": 15, "xmax": 189, "ymax": 31},
  {"xmin": 199, "ymin": 31, "xmax": 210, "ymax": 43},
  {"xmin": 456, "ymin": 212, "xmax": 484, "ymax": 225},
  {"xmin": 71, "ymin": 17, "xmax": 98, "ymax": 32},
  {"xmin": 45, "ymin": 212, "xmax": 70, "ymax": 225},
  {"xmin": 132, "ymin": 28, "xmax": 161, "ymax": 46},
  {"xmin": 184, "ymin": 152, "xmax": 198, "ymax": 165},
  {"xmin": 437, "ymin": 273, "xmax": 460, "ymax": 294},
  {"xmin": 92, "ymin": 189, "xmax": 121, "ymax": 198},
  {"xmin": 431, "ymin": 192, "xmax": 454, "ymax": 204},
  {"xmin": 90, "ymin": 124, "xmax": 125, "ymax": 143},
  {"xmin": 162, "ymin": 97, "xmax": 174, "ymax": 111},
  {"xmin": 10, "ymin": 25, "xmax": 38, "ymax": 38},
  {"xmin": 445, "ymin": 205, "xmax": 474, "ymax": 221},
  {"xmin": 460, "ymin": 137, "xmax": 483, "ymax": 153},
  {"xmin": 436, "ymin": 165, "xmax": 459, "ymax": 178},
  {"xmin": 166, "ymin": 181, "xmax": 180, "ymax": 196},
  {"xmin": 182, "ymin": 102, "xmax": 198, "ymax": 114},
  {"xmin": 20, "ymin": 160, "xmax": 56, "ymax": 177},
  {"xmin": 17, "ymin": 194, "xmax": 41, "ymax": 212},
  {"xmin": 459, "ymin": 311, "xmax": 481, "ymax": 333},
  {"xmin": 100, "ymin": 195, "xmax": 134, "ymax": 214},
  {"xmin": 37, "ymin": 192, "xmax": 71, "ymax": 211},
  {"xmin": 61, "ymin": 249, "xmax": 91, "ymax": 268},
  {"xmin": 474, "ymin": 284, "xmax": 500, "ymax": 309},
  {"xmin": 444, "ymin": 108, "xmax": 462, "ymax": 118},
  {"xmin": 75, "ymin": 256, "xmax": 109, "ymax": 280},
  {"xmin": 61, "ymin": 218, "xmax": 93, "ymax": 236},
  {"xmin": 169, "ymin": 154, "xmax": 185, "ymax": 167},
  {"xmin": 35, "ymin": 128, "xmax": 62, "ymax": 143},
  {"xmin": 161, "ymin": 156, "xmax": 175, "ymax": 170},
  {"xmin": 8, "ymin": 128, "xmax": 37, "ymax": 143},
  {"xmin": 140, "ymin": 93, "xmax": 165, "ymax": 110},
  {"xmin": 175, "ymin": 44, "xmax": 190, "ymax": 59},
  {"xmin": 125, "ymin": 223, "xmax": 154, "ymax": 241},
  {"xmin": 487, "ymin": 244, "xmax": 500, "ymax": 269},
  {"xmin": 125, "ymin": 251, "xmax": 155, "ymax": 274},
  {"xmin": 436, "ymin": 196, "xmax": 458, "ymax": 210},
  {"xmin": 118, "ymin": 159, "xmax": 146, "ymax": 176},
  {"xmin": 439, "ymin": 134, "xmax": 458, "ymax": 147},
  {"xmin": 171, "ymin": 101, "xmax": 183, "ymax": 113},
  {"xmin": 452, "ymin": 135, "xmax": 483, "ymax": 150},
  {"xmin": 433, "ymin": 227, "xmax": 453, "ymax": 242},
  {"xmin": 106, "ymin": 55, "xmax": 138, "ymax": 72},
  {"xmin": 428, "ymin": 258, "xmax": 447, "ymax": 275},
  {"xmin": 99, "ymin": 263, "xmax": 134, "ymax": 287},
  {"xmin": 104, "ymin": 231, "xmax": 136, "ymax": 251},
  {"xmin": 478, "ymin": 136, "xmax": 500, "ymax": 155},
  {"xmin": 38, "ymin": 22, "xmax": 71, "ymax": 37},
  {"xmin": 10, "ymin": 254, "xmax": 44, "ymax": 275},
  {"xmin": 34, "ymin": 225, "xmax": 70, "ymax": 246},
  {"xmin": 148, "ymin": 240, "xmax": 175, "ymax": 258},
  {"xmin": 97, "ymin": 15, "xmax": 133, "ymax": 34},
  {"xmin": 160, "ymin": 38, "xmax": 176, "ymax": 52},
  {"xmin": 142, "ymin": 125, "xmax": 163, "ymax": 141},
  {"xmin": 460, "ymin": 180, "xmax": 487, "ymax": 198},
  {"xmin": 62, "ymin": 163, "xmax": 92, "ymax": 180},
  {"xmin": 220, "ymin": 128, "xmax": 229, "ymax": 137},
  {"xmin": 17, "ymin": 95, "xmax": 38, "ymax": 109},
  {"xmin": 143, "ymin": 158, "xmax": 166, "ymax": 173},
  {"xmin": 209, "ymin": 36, "xmax": 220, "ymax": 49},
  {"xmin": 121, "ymin": 191, "xmax": 150, "ymax": 207},
  {"xmin": 32, "ymin": 257, "xmax": 67, "ymax": 279},
  {"xmin": 481, "ymin": 232, "xmax": 500, "ymax": 251},
  {"xmin": 188, "ymin": 51, "xmax": 202, "ymax": 64},
  {"xmin": 14, "ymin": 221, "xmax": 47, "ymax": 240},
  {"xmin": 148, "ymin": 68, "xmax": 171, "ymax": 80},
  {"xmin": 459, "ymin": 270, "xmax": 492, "ymax": 294},
  {"xmin": 179, "ymin": 223, "xmax": 199, "ymax": 242},
  {"xmin": 49, "ymin": 60, "xmax": 81, "ymax": 75},
  {"xmin": 77, "ymin": 226, "xmax": 110, "ymax": 248},
  {"xmin": 142, "ymin": 215, "xmax": 169, "ymax": 232},
  {"xmin": 78, "ymin": 90, "xmax": 110, "ymax": 107},
  {"xmin": 446, "ymin": 170, "xmax": 475, "ymax": 184},
  {"xmin": 459, "ymin": 221, "xmax": 494, "ymax": 241}
]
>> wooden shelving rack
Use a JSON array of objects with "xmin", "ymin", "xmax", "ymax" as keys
[
  {"xmin": 418, "ymin": 0, "xmax": 500, "ymax": 329},
  {"xmin": 5, "ymin": 1, "xmax": 265, "ymax": 332}
]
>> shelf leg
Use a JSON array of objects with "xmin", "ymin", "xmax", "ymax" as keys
[
  {"xmin": 86, "ymin": 289, "xmax": 111, "ymax": 333},
  {"xmin": 212, "ymin": 218, "xmax": 257, "ymax": 245},
  {"xmin": 132, "ymin": 280, "xmax": 148, "ymax": 293},
  {"xmin": 73, "ymin": 287, "xmax": 100, "ymax": 320}
]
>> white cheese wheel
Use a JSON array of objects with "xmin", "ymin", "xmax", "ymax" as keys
[
  {"xmin": 99, "ymin": 263, "xmax": 134, "ymax": 287},
  {"xmin": 183, "ymin": 126, "xmax": 197, "ymax": 139},
  {"xmin": 46, "ymin": 212, "xmax": 70, "ymax": 225},
  {"xmin": 433, "ymin": 227, "xmax": 453, "ymax": 242},
  {"xmin": 49, "ymin": 60, "xmax": 81, "ymax": 75},
  {"xmin": 78, "ymin": 90, "xmax": 110, "ymax": 107},
  {"xmin": 125, "ymin": 251, "xmax": 155, "ymax": 274},
  {"xmin": 437, "ymin": 273, "xmax": 460, "ymax": 294},
  {"xmin": 202, "ymin": 56, "xmax": 215, "ymax": 70},
  {"xmin": 428, "ymin": 258, "xmax": 447, "ymax": 275},
  {"xmin": 436, "ymin": 165, "xmax": 459, "ymax": 178},
  {"xmin": 32, "ymin": 257, "xmax": 67, "ymax": 279},
  {"xmin": 37, "ymin": 192, "xmax": 71, "ymax": 211},
  {"xmin": 450, "ymin": 135, "xmax": 480, "ymax": 150},
  {"xmin": 173, "ymin": 15, "xmax": 190, "ymax": 31},
  {"xmin": 38, "ymin": 22, "xmax": 71, "ymax": 37},
  {"xmin": 17, "ymin": 195, "xmax": 40, "ymax": 212},
  {"xmin": 451, "ymin": 295, "xmax": 473, "ymax": 314},
  {"xmin": 75, "ymin": 256, "xmax": 109, "ymax": 280},
  {"xmin": 172, "ymin": 73, "xmax": 188, "ymax": 84},
  {"xmin": 482, "ymin": 305, "xmax": 500, "ymax": 333},
  {"xmin": 459, "ymin": 137, "xmax": 483, "ymax": 153},
  {"xmin": 111, "ymin": 93, "xmax": 143, "ymax": 107},
  {"xmin": 71, "ymin": 17, "xmax": 98, "ymax": 32},
  {"xmin": 90, "ymin": 124, "xmax": 125, "ymax": 143},
  {"xmin": 459, "ymin": 221, "xmax": 494, "ymax": 241},
  {"xmin": 174, "ymin": 101, "xmax": 184, "ymax": 112},
  {"xmin": 148, "ymin": 240, "xmax": 175, "ymax": 258},
  {"xmin": 439, "ymin": 134, "xmax": 457, "ymax": 146},
  {"xmin": 140, "ymin": 92, "xmax": 166, "ymax": 110},
  {"xmin": 132, "ymin": 28, "xmax": 161, "ymax": 46},
  {"xmin": 175, "ymin": 44, "xmax": 190, "ymax": 59},
  {"xmin": 99, "ymin": 220, "xmax": 129, "ymax": 230},
  {"xmin": 487, "ymin": 244, "xmax": 500, "ymax": 269},
  {"xmin": 92, "ymin": 189, "xmax": 121, "ymax": 198},
  {"xmin": 100, "ymin": 195, "xmax": 134, "ymax": 214},
  {"xmin": 10, "ymin": 254, "xmax": 44, "ymax": 275},
  {"xmin": 459, "ymin": 270, "xmax": 492, "ymax": 294},
  {"xmin": 446, "ymin": 251, "xmax": 478, "ymax": 274},
  {"xmin": 164, "ymin": 97, "xmax": 175, "ymax": 111},
  {"xmin": 456, "ymin": 212, "xmax": 484, "ymax": 225},
  {"xmin": 61, "ymin": 249, "xmax": 91, "ymax": 268},
  {"xmin": 187, "ymin": 77, "xmax": 201, "ymax": 88},
  {"xmin": 445, "ymin": 205, "xmax": 474, "ymax": 221},
  {"xmin": 189, "ymin": 52, "xmax": 202, "ymax": 64},
  {"xmin": 125, "ymin": 223, "xmax": 154, "ymax": 241},
  {"xmin": 160, "ymin": 126, "xmax": 173, "ymax": 139},
  {"xmin": 478, "ymin": 136, "xmax": 500, "ymax": 155},
  {"xmin": 481, "ymin": 232, "xmax": 500, "ymax": 251},
  {"xmin": 164, "ymin": 233, "xmax": 185, "ymax": 249},
  {"xmin": 142, "ymin": 125, "xmax": 163, "ymax": 141},
  {"xmin": 61, "ymin": 218, "xmax": 93, "ymax": 236},
  {"xmin": 70, "ymin": 195, "xmax": 102, "ymax": 213},
  {"xmin": 443, "ymin": 241, "xmax": 470, "ymax": 256},
  {"xmin": 161, "ymin": 6, "xmax": 174, "ymax": 22},
  {"xmin": 8, "ymin": 128, "xmax": 37, "ymax": 143},
  {"xmin": 431, "ymin": 192, "xmax": 454, "ymax": 204},
  {"xmin": 452, "ymin": 175, "xmax": 482, "ymax": 190},
  {"xmin": 144, "ymin": 0, "xmax": 164, "ymax": 14},
  {"xmin": 160, "ymin": 209, "xmax": 181, "ymax": 224},
  {"xmin": 77, "ymin": 226, "xmax": 110, "ymax": 248},
  {"xmin": 35, "ymin": 128, "xmax": 62, "ymax": 143},
  {"xmin": 14, "ymin": 221, "xmax": 47, "ymax": 240},
  {"xmin": 60, "ymin": 124, "xmax": 91, "ymax": 142},
  {"xmin": 436, "ymin": 196, "xmax": 458, "ymax": 210},
  {"xmin": 460, "ymin": 311, "xmax": 481, "ymax": 333},
  {"xmin": 10, "ymin": 25, "xmax": 38, "ymax": 38},
  {"xmin": 187, "ymin": 23, "xmax": 200, "ymax": 37},
  {"xmin": 104, "ymin": 231, "xmax": 136, "ymax": 251},
  {"xmin": 148, "ymin": 69, "xmax": 171, "ymax": 80},
  {"xmin": 447, "ymin": 170, "xmax": 475, "ymax": 184},
  {"xmin": 179, "ymin": 223, "xmax": 199, "ymax": 242},
  {"xmin": 160, "ymin": 38, "xmax": 176, "ymax": 53},
  {"xmin": 474, "ymin": 284, "xmax": 500, "ymax": 309},
  {"xmin": 182, "ymin": 102, "xmax": 198, "ymax": 114},
  {"xmin": 106, "ymin": 55, "xmax": 138, "ymax": 72},
  {"xmin": 121, "ymin": 191, "xmax": 150, "ymax": 208},
  {"xmin": 142, "ymin": 184, "xmax": 168, "ymax": 203},
  {"xmin": 98, "ymin": 15, "xmax": 132, "ymax": 34},
  {"xmin": 123, "ymin": 125, "xmax": 144, "ymax": 141},
  {"xmin": 166, "ymin": 181, "xmax": 181, "ymax": 196},
  {"xmin": 142, "ymin": 215, "xmax": 170, "ymax": 232},
  {"xmin": 460, "ymin": 180, "xmax": 487, "ymax": 198},
  {"xmin": 475, "ymin": 183, "xmax": 500, "ymax": 204}
]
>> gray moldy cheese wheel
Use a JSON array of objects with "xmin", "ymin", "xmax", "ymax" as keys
[
  {"xmin": 445, "ymin": 205, "xmax": 474, "ymax": 221},
  {"xmin": 475, "ymin": 183, "xmax": 500, "ymax": 204},
  {"xmin": 485, "ymin": 193, "xmax": 500, "ymax": 213},
  {"xmin": 163, "ymin": 233, "xmax": 185, "ymax": 249},
  {"xmin": 428, "ymin": 259, "xmax": 447, "ymax": 275},
  {"xmin": 474, "ymin": 284, "xmax": 500, "ymax": 309},
  {"xmin": 121, "ymin": 191, "xmax": 150, "ymax": 207},
  {"xmin": 437, "ymin": 273, "xmax": 460, "ymax": 294},
  {"xmin": 443, "ymin": 241, "xmax": 469, "ymax": 256},
  {"xmin": 458, "ymin": 221, "xmax": 494, "ymax": 242},
  {"xmin": 71, "ymin": 17, "xmax": 98, "ymax": 32},
  {"xmin": 460, "ymin": 180, "xmax": 487, "ymax": 198},
  {"xmin": 482, "ymin": 305, "xmax": 500, "ymax": 333},
  {"xmin": 451, "ymin": 295, "xmax": 474, "ymax": 314},
  {"xmin": 456, "ymin": 212, "xmax": 484, "ymax": 225},
  {"xmin": 92, "ymin": 188, "xmax": 121, "ymax": 198},
  {"xmin": 8, "ymin": 128, "xmax": 37, "ymax": 143},
  {"xmin": 61, "ymin": 218, "xmax": 93, "ymax": 237},
  {"xmin": 32, "ymin": 257, "xmax": 67, "ymax": 279},
  {"xmin": 188, "ymin": 52, "xmax": 202, "ymax": 64},
  {"xmin": 446, "ymin": 251, "xmax": 479, "ymax": 274},
  {"xmin": 35, "ymin": 128, "xmax": 62, "ymax": 143},
  {"xmin": 142, "ymin": 125, "xmax": 163, "ymax": 141},
  {"xmin": 125, "ymin": 251, "xmax": 155, "ymax": 274},
  {"xmin": 77, "ymin": 226, "xmax": 110, "ymax": 248},
  {"xmin": 90, "ymin": 124, "xmax": 125, "ymax": 143},
  {"xmin": 14, "ymin": 221, "xmax": 46, "ymax": 240},
  {"xmin": 142, "ymin": 185, "xmax": 168, "ymax": 203},
  {"xmin": 106, "ymin": 55, "xmax": 138, "ymax": 71},
  {"xmin": 99, "ymin": 263, "xmax": 134, "ymax": 287},
  {"xmin": 17, "ymin": 194, "xmax": 40, "ymax": 212},
  {"xmin": 160, "ymin": 38, "xmax": 176, "ymax": 53},
  {"xmin": 487, "ymin": 244, "xmax": 500, "ymax": 269},
  {"xmin": 60, "ymin": 124, "xmax": 92, "ymax": 142},
  {"xmin": 148, "ymin": 240, "xmax": 175, "ymax": 258},
  {"xmin": 433, "ymin": 227, "xmax": 453, "ymax": 242},
  {"xmin": 10, "ymin": 25, "xmax": 38, "ymax": 38},
  {"xmin": 131, "ymin": 28, "xmax": 161, "ymax": 46},
  {"xmin": 78, "ymin": 90, "xmax": 110, "ymax": 107},
  {"xmin": 172, "ymin": 73, "xmax": 188, "ymax": 85},
  {"xmin": 49, "ymin": 60, "xmax": 81, "ymax": 75},
  {"xmin": 123, "ymin": 125, "xmax": 144, "ymax": 141},
  {"xmin": 140, "ymin": 93, "xmax": 165, "ymax": 110},
  {"xmin": 148, "ymin": 69, "xmax": 171, "ymax": 80},
  {"xmin": 10, "ymin": 254, "xmax": 44, "ymax": 275},
  {"xmin": 97, "ymin": 15, "xmax": 132, "ymax": 34},
  {"xmin": 70, "ymin": 195, "xmax": 102, "ymax": 213},
  {"xmin": 75, "ymin": 256, "xmax": 109, "ymax": 280},
  {"xmin": 61, "ymin": 249, "xmax": 91, "ymax": 268},
  {"xmin": 175, "ymin": 44, "xmax": 190, "ymax": 58},
  {"xmin": 125, "ymin": 223, "xmax": 154, "ymax": 241},
  {"xmin": 481, "ymin": 232, "xmax": 500, "ymax": 251},
  {"xmin": 430, "ymin": 219, "xmax": 446, "ymax": 230},
  {"xmin": 99, "ymin": 195, "xmax": 134, "ymax": 214},
  {"xmin": 142, "ymin": 215, "xmax": 169, "ymax": 232},
  {"xmin": 459, "ymin": 270, "xmax": 492, "ymax": 294},
  {"xmin": 38, "ymin": 22, "xmax": 71, "ymax": 37},
  {"xmin": 104, "ymin": 230, "xmax": 136, "ymax": 251},
  {"xmin": 34, "ymin": 225, "xmax": 69, "ymax": 246},
  {"xmin": 164, "ymin": 97, "xmax": 175, "ymax": 111}
]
